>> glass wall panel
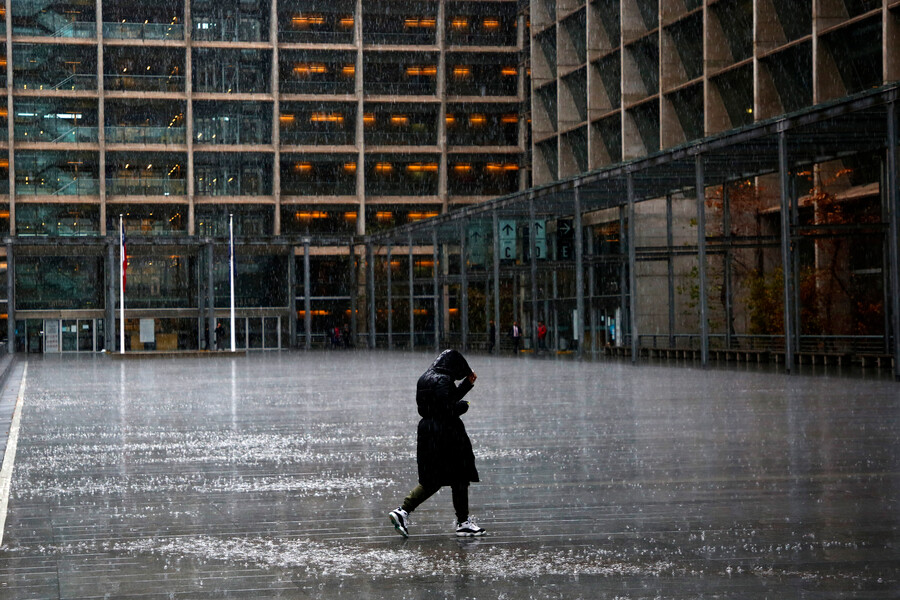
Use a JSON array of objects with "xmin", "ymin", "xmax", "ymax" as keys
[
  {"xmin": 363, "ymin": 103, "xmax": 438, "ymax": 145},
  {"xmin": 196, "ymin": 204, "xmax": 274, "ymax": 236},
  {"xmin": 364, "ymin": 204, "xmax": 441, "ymax": 232},
  {"xmin": 122, "ymin": 253, "xmax": 196, "ymax": 309},
  {"xmin": 102, "ymin": 0, "xmax": 184, "ymax": 40},
  {"xmin": 16, "ymin": 203, "xmax": 100, "ymax": 236},
  {"xmin": 107, "ymin": 204, "xmax": 187, "ymax": 236},
  {"xmin": 193, "ymin": 48, "xmax": 271, "ymax": 94},
  {"xmin": 12, "ymin": 0, "xmax": 96, "ymax": 38},
  {"xmin": 123, "ymin": 317, "xmax": 197, "ymax": 350},
  {"xmin": 194, "ymin": 101, "xmax": 272, "ymax": 145},
  {"xmin": 194, "ymin": 153, "xmax": 273, "ymax": 196},
  {"xmin": 365, "ymin": 154, "xmax": 439, "ymax": 196},
  {"xmin": 445, "ymin": 1, "xmax": 518, "ymax": 47},
  {"xmin": 448, "ymin": 155, "xmax": 520, "ymax": 196},
  {"xmin": 106, "ymin": 152, "xmax": 186, "ymax": 197},
  {"xmin": 16, "ymin": 255, "xmax": 104, "ymax": 310},
  {"xmin": 281, "ymin": 154, "xmax": 357, "ymax": 196},
  {"xmin": 280, "ymin": 204, "xmax": 357, "ymax": 235},
  {"xmin": 213, "ymin": 251, "xmax": 288, "ymax": 307},
  {"xmin": 280, "ymin": 102, "xmax": 356, "ymax": 145},
  {"xmin": 278, "ymin": 0, "xmax": 355, "ymax": 44},
  {"xmin": 104, "ymin": 46, "xmax": 185, "ymax": 92},
  {"xmin": 446, "ymin": 103, "xmax": 519, "ymax": 146},
  {"xmin": 279, "ymin": 49, "xmax": 356, "ymax": 95},
  {"xmin": 13, "ymin": 43, "xmax": 97, "ymax": 91},
  {"xmin": 15, "ymin": 150, "xmax": 99, "ymax": 196},
  {"xmin": 446, "ymin": 53, "xmax": 518, "ymax": 97},
  {"xmin": 0, "ymin": 157, "xmax": 9, "ymax": 196},
  {"xmin": 0, "ymin": 203, "xmax": 9, "ymax": 232},
  {"xmin": 105, "ymin": 100, "xmax": 186, "ymax": 145},
  {"xmin": 362, "ymin": 0, "xmax": 437, "ymax": 45},
  {"xmin": 14, "ymin": 98, "xmax": 99, "ymax": 143},
  {"xmin": 192, "ymin": 0, "xmax": 270, "ymax": 42},
  {"xmin": 364, "ymin": 52, "xmax": 438, "ymax": 95}
]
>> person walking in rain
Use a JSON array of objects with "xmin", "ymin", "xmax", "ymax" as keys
[{"xmin": 389, "ymin": 349, "xmax": 485, "ymax": 537}]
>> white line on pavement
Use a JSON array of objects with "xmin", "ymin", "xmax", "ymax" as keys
[{"xmin": 0, "ymin": 362, "xmax": 28, "ymax": 547}]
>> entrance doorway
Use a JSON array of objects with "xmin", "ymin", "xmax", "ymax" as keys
[
  {"xmin": 16, "ymin": 319, "xmax": 102, "ymax": 353},
  {"xmin": 225, "ymin": 316, "xmax": 281, "ymax": 349}
]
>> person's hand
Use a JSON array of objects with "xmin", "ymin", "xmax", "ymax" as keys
[{"xmin": 468, "ymin": 372, "xmax": 477, "ymax": 384}]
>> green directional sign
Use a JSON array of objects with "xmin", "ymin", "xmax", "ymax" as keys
[
  {"xmin": 532, "ymin": 220, "xmax": 547, "ymax": 260},
  {"xmin": 499, "ymin": 219, "xmax": 516, "ymax": 260},
  {"xmin": 466, "ymin": 223, "xmax": 489, "ymax": 266}
]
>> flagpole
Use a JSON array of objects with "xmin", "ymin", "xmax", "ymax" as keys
[
  {"xmin": 229, "ymin": 213, "xmax": 236, "ymax": 352},
  {"xmin": 119, "ymin": 215, "xmax": 125, "ymax": 355}
]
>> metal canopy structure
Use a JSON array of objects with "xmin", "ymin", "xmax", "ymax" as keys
[{"xmin": 363, "ymin": 83, "xmax": 900, "ymax": 380}]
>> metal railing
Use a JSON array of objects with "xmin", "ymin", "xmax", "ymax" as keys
[
  {"xmin": 16, "ymin": 178, "xmax": 100, "ymax": 196},
  {"xmin": 105, "ymin": 126, "xmax": 186, "ymax": 145},
  {"xmin": 14, "ymin": 126, "xmax": 99, "ymax": 144},
  {"xmin": 104, "ymin": 75, "xmax": 185, "ymax": 93},
  {"xmin": 16, "ymin": 74, "xmax": 97, "ymax": 92},
  {"xmin": 106, "ymin": 178, "xmax": 186, "ymax": 196}
]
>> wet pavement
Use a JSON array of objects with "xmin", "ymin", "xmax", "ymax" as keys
[{"xmin": 0, "ymin": 351, "xmax": 898, "ymax": 599}]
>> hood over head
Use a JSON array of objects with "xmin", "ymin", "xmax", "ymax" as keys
[{"xmin": 429, "ymin": 349, "xmax": 473, "ymax": 379}]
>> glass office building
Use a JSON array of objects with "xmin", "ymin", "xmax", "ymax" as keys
[{"xmin": 1, "ymin": 0, "xmax": 529, "ymax": 352}]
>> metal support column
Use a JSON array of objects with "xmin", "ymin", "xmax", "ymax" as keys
[
  {"xmin": 492, "ymin": 210, "xmax": 501, "ymax": 353},
  {"xmin": 627, "ymin": 173, "xmax": 638, "ymax": 363},
  {"xmin": 887, "ymin": 101, "xmax": 900, "ymax": 380},
  {"xmin": 432, "ymin": 228, "xmax": 440, "ymax": 352},
  {"xmin": 288, "ymin": 245, "xmax": 297, "ymax": 349},
  {"xmin": 619, "ymin": 205, "xmax": 627, "ymax": 348},
  {"xmin": 460, "ymin": 223, "xmax": 468, "ymax": 351},
  {"xmin": 778, "ymin": 129, "xmax": 795, "ymax": 372},
  {"xmin": 588, "ymin": 228, "xmax": 598, "ymax": 356},
  {"xmin": 529, "ymin": 194, "xmax": 539, "ymax": 352},
  {"xmin": 105, "ymin": 242, "xmax": 114, "ymax": 352},
  {"xmin": 367, "ymin": 242, "xmax": 375, "ymax": 349},
  {"xmin": 723, "ymin": 184, "xmax": 734, "ymax": 349},
  {"xmin": 666, "ymin": 194, "xmax": 675, "ymax": 347},
  {"xmin": 349, "ymin": 241, "xmax": 357, "ymax": 348},
  {"xmin": 207, "ymin": 242, "xmax": 215, "ymax": 351},
  {"xmin": 386, "ymin": 242, "xmax": 393, "ymax": 349},
  {"xmin": 574, "ymin": 185, "xmax": 585, "ymax": 359},
  {"xmin": 303, "ymin": 239, "xmax": 311, "ymax": 350},
  {"xmin": 695, "ymin": 155, "xmax": 709, "ymax": 366},
  {"xmin": 409, "ymin": 234, "xmax": 415, "ymax": 351}
]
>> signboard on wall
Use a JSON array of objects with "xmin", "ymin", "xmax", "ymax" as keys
[
  {"xmin": 499, "ymin": 219, "xmax": 516, "ymax": 260},
  {"xmin": 140, "ymin": 319, "xmax": 155, "ymax": 344},
  {"xmin": 43, "ymin": 319, "xmax": 59, "ymax": 353},
  {"xmin": 466, "ymin": 223, "xmax": 489, "ymax": 266}
]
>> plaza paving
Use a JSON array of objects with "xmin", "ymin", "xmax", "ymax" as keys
[{"xmin": 0, "ymin": 351, "xmax": 898, "ymax": 599}]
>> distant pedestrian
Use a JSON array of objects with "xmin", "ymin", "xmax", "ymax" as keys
[
  {"xmin": 488, "ymin": 320, "xmax": 496, "ymax": 354},
  {"xmin": 330, "ymin": 325, "xmax": 342, "ymax": 349},
  {"xmin": 342, "ymin": 323, "xmax": 352, "ymax": 348},
  {"xmin": 214, "ymin": 322, "xmax": 226, "ymax": 351},
  {"xmin": 389, "ymin": 349, "xmax": 485, "ymax": 538},
  {"xmin": 537, "ymin": 321, "xmax": 548, "ymax": 352},
  {"xmin": 510, "ymin": 321, "xmax": 522, "ymax": 353}
]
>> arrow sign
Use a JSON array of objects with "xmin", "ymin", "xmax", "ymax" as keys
[
  {"xmin": 499, "ymin": 219, "xmax": 517, "ymax": 260},
  {"xmin": 557, "ymin": 218, "xmax": 574, "ymax": 260}
]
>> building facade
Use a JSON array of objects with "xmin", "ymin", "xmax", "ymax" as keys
[{"xmin": 1, "ymin": 0, "xmax": 529, "ymax": 352}]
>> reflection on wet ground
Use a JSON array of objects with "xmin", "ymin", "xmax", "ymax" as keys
[{"xmin": 0, "ymin": 352, "xmax": 897, "ymax": 599}]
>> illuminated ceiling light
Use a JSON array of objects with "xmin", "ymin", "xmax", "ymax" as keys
[
  {"xmin": 501, "ymin": 115, "xmax": 518, "ymax": 124},
  {"xmin": 390, "ymin": 114, "xmax": 409, "ymax": 126},
  {"xmin": 343, "ymin": 162, "xmax": 357, "ymax": 172},
  {"xmin": 279, "ymin": 114, "xmax": 295, "ymax": 123},
  {"xmin": 483, "ymin": 18, "xmax": 500, "ymax": 30},
  {"xmin": 453, "ymin": 164, "xmax": 472, "ymax": 173},
  {"xmin": 340, "ymin": 16, "xmax": 354, "ymax": 28},
  {"xmin": 375, "ymin": 162, "xmax": 393, "ymax": 173},
  {"xmin": 450, "ymin": 17, "xmax": 468, "ymax": 29},
  {"xmin": 501, "ymin": 66, "xmax": 517, "ymax": 76},
  {"xmin": 375, "ymin": 211, "xmax": 393, "ymax": 221},
  {"xmin": 408, "ymin": 211, "xmax": 439, "ymax": 221},
  {"xmin": 310, "ymin": 112, "xmax": 344, "ymax": 123},
  {"xmin": 363, "ymin": 113, "xmax": 375, "ymax": 125},
  {"xmin": 452, "ymin": 66, "xmax": 471, "ymax": 78},
  {"xmin": 469, "ymin": 114, "xmax": 486, "ymax": 125},
  {"xmin": 445, "ymin": 114, "xmax": 456, "ymax": 124},
  {"xmin": 342, "ymin": 64, "xmax": 355, "ymax": 76},
  {"xmin": 294, "ymin": 162, "xmax": 313, "ymax": 172},
  {"xmin": 407, "ymin": 162, "xmax": 438, "ymax": 172}
]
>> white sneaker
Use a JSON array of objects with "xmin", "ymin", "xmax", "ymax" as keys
[
  {"xmin": 455, "ymin": 519, "xmax": 485, "ymax": 537},
  {"xmin": 389, "ymin": 508, "xmax": 409, "ymax": 538}
]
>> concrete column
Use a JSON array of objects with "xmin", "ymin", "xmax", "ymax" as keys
[
  {"xmin": 5, "ymin": 0, "xmax": 14, "ymax": 236},
  {"xmin": 627, "ymin": 173, "xmax": 638, "ymax": 363},
  {"xmin": 492, "ymin": 210, "xmax": 501, "ymax": 353},
  {"xmin": 355, "ymin": 0, "xmax": 365, "ymax": 235},
  {"xmin": 303, "ymin": 240, "xmax": 311, "ymax": 350},
  {"xmin": 96, "ymin": 1, "xmax": 106, "ymax": 235},
  {"xmin": 366, "ymin": 242, "xmax": 375, "ymax": 349},
  {"xmin": 433, "ymin": 228, "xmax": 440, "ymax": 352},
  {"xmin": 408, "ymin": 234, "xmax": 415, "ymax": 351},
  {"xmin": 619, "ymin": 204, "xmax": 627, "ymax": 347},
  {"xmin": 574, "ymin": 186, "xmax": 584, "ymax": 359},
  {"xmin": 460, "ymin": 223, "xmax": 468, "ymax": 351},
  {"xmin": 185, "ymin": 0, "xmax": 195, "ymax": 234},
  {"xmin": 386, "ymin": 242, "xmax": 393, "ymax": 349},
  {"xmin": 588, "ymin": 227, "xmax": 598, "ymax": 356},
  {"xmin": 779, "ymin": 129, "xmax": 795, "ymax": 372},
  {"xmin": 886, "ymin": 101, "xmax": 900, "ymax": 381},
  {"xmin": 349, "ymin": 241, "xmax": 357, "ymax": 346},
  {"xmin": 695, "ymin": 155, "xmax": 709, "ymax": 366},
  {"xmin": 271, "ymin": 0, "xmax": 281, "ymax": 234},
  {"xmin": 723, "ymin": 184, "xmax": 734, "ymax": 349}
]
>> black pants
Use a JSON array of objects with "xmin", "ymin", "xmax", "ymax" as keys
[{"xmin": 401, "ymin": 482, "xmax": 469, "ymax": 523}]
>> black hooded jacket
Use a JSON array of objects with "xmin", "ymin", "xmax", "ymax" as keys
[{"xmin": 415, "ymin": 350, "xmax": 479, "ymax": 486}]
